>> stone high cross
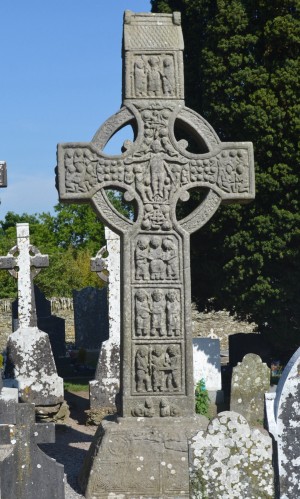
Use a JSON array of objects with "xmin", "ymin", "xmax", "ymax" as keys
[
  {"xmin": 0, "ymin": 223, "xmax": 49, "ymax": 328},
  {"xmin": 0, "ymin": 161, "xmax": 7, "ymax": 188},
  {"xmin": 57, "ymin": 11, "xmax": 255, "ymax": 418}
]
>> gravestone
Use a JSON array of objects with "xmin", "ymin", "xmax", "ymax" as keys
[
  {"xmin": 193, "ymin": 338, "xmax": 223, "ymax": 407},
  {"xmin": 0, "ymin": 223, "xmax": 64, "ymax": 406},
  {"xmin": 0, "ymin": 402, "xmax": 65, "ymax": 499},
  {"xmin": 13, "ymin": 285, "xmax": 66, "ymax": 360},
  {"xmin": 231, "ymin": 353, "xmax": 270, "ymax": 426},
  {"xmin": 90, "ymin": 227, "xmax": 121, "ymax": 409},
  {"xmin": 56, "ymin": 10, "xmax": 255, "ymax": 497},
  {"xmin": 0, "ymin": 368, "xmax": 18, "ymax": 425},
  {"xmin": 0, "ymin": 161, "xmax": 7, "ymax": 188},
  {"xmin": 265, "ymin": 346, "xmax": 300, "ymax": 498},
  {"xmin": 189, "ymin": 411, "xmax": 274, "ymax": 498},
  {"xmin": 73, "ymin": 286, "xmax": 108, "ymax": 350}
]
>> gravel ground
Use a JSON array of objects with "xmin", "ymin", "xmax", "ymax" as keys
[{"xmin": 40, "ymin": 391, "xmax": 97, "ymax": 499}]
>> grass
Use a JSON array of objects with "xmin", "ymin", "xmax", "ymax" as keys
[{"xmin": 64, "ymin": 379, "xmax": 89, "ymax": 392}]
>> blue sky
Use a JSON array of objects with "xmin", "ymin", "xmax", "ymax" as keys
[{"xmin": 0, "ymin": 0, "xmax": 151, "ymax": 216}]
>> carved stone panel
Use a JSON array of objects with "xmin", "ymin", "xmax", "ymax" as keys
[{"xmin": 133, "ymin": 343, "xmax": 182, "ymax": 395}]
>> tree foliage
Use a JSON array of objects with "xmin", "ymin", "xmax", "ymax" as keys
[
  {"xmin": 0, "ymin": 204, "xmax": 106, "ymax": 298},
  {"xmin": 152, "ymin": 0, "xmax": 300, "ymax": 349}
]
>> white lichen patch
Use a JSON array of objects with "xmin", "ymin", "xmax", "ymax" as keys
[{"xmin": 189, "ymin": 411, "xmax": 274, "ymax": 498}]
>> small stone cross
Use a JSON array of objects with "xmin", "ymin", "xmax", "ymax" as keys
[
  {"xmin": 0, "ymin": 161, "xmax": 7, "ymax": 188},
  {"xmin": 56, "ymin": 11, "xmax": 255, "ymax": 417},
  {"xmin": 0, "ymin": 223, "xmax": 49, "ymax": 328}
]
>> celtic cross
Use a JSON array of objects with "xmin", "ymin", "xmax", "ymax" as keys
[
  {"xmin": 56, "ymin": 11, "xmax": 254, "ymax": 417},
  {"xmin": 0, "ymin": 223, "xmax": 49, "ymax": 328}
]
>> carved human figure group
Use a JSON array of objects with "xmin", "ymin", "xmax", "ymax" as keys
[
  {"xmin": 135, "ymin": 344, "xmax": 181, "ymax": 393},
  {"xmin": 135, "ymin": 235, "xmax": 179, "ymax": 281},
  {"xmin": 133, "ymin": 55, "xmax": 176, "ymax": 98},
  {"xmin": 135, "ymin": 288, "xmax": 180, "ymax": 338}
]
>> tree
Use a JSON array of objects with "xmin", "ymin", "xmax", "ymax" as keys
[
  {"xmin": 0, "ymin": 204, "xmax": 107, "ymax": 298},
  {"xmin": 151, "ymin": 0, "xmax": 300, "ymax": 350}
]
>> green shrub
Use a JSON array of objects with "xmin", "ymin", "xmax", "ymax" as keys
[{"xmin": 195, "ymin": 378, "xmax": 210, "ymax": 417}]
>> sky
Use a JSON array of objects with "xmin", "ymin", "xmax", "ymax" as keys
[{"xmin": 0, "ymin": 0, "xmax": 151, "ymax": 216}]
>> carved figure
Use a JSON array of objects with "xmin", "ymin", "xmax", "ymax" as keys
[
  {"xmin": 134, "ymin": 59, "xmax": 147, "ymax": 96},
  {"xmin": 135, "ymin": 290, "xmax": 151, "ymax": 336},
  {"xmin": 160, "ymin": 398, "xmax": 179, "ymax": 417},
  {"xmin": 149, "ymin": 236, "xmax": 165, "ymax": 280},
  {"xmin": 135, "ymin": 346, "xmax": 151, "ymax": 392},
  {"xmin": 151, "ymin": 346, "xmax": 166, "ymax": 392},
  {"xmin": 162, "ymin": 57, "xmax": 175, "ymax": 96},
  {"xmin": 162, "ymin": 237, "xmax": 179, "ymax": 279},
  {"xmin": 132, "ymin": 397, "xmax": 155, "ymax": 417},
  {"xmin": 135, "ymin": 237, "xmax": 150, "ymax": 280},
  {"xmin": 166, "ymin": 290, "xmax": 180, "ymax": 336},
  {"xmin": 147, "ymin": 56, "xmax": 162, "ymax": 96},
  {"xmin": 151, "ymin": 290, "xmax": 165, "ymax": 337},
  {"xmin": 165, "ymin": 345, "xmax": 180, "ymax": 391}
]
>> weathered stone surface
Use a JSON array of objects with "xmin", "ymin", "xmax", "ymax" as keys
[
  {"xmin": 0, "ymin": 403, "xmax": 65, "ymax": 499},
  {"xmin": 193, "ymin": 338, "xmax": 223, "ymax": 409},
  {"xmin": 189, "ymin": 411, "xmax": 274, "ymax": 498},
  {"xmin": 73, "ymin": 286, "xmax": 108, "ymax": 349},
  {"xmin": 0, "ymin": 161, "xmax": 7, "ymax": 187},
  {"xmin": 5, "ymin": 326, "xmax": 64, "ymax": 405},
  {"xmin": 57, "ymin": 10, "xmax": 254, "ymax": 420},
  {"xmin": 56, "ymin": 9, "xmax": 255, "ymax": 496},
  {"xmin": 0, "ymin": 224, "xmax": 64, "ymax": 406},
  {"xmin": 231, "ymin": 353, "xmax": 270, "ymax": 426},
  {"xmin": 0, "ymin": 368, "xmax": 18, "ymax": 425},
  {"xmin": 90, "ymin": 227, "xmax": 121, "ymax": 409},
  {"xmin": 13, "ymin": 286, "xmax": 66, "ymax": 359},
  {"xmin": 266, "ymin": 346, "xmax": 300, "ymax": 498},
  {"xmin": 79, "ymin": 415, "xmax": 208, "ymax": 498}
]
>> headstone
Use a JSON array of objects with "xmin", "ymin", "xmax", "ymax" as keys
[
  {"xmin": 0, "ymin": 161, "xmax": 7, "ymax": 188},
  {"xmin": 13, "ymin": 285, "xmax": 66, "ymax": 360},
  {"xmin": 0, "ymin": 403, "xmax": 65, "ymax": 499},
  {"xmin": 189, "ymin": 411, "xmax": 274, "ymax": 498},
  {"xmin": 56, "ymin": 10, "xmax": 255, "ymax": 497},
  {"xmin": 0, "ymin": 368, "xmax": 18, "ymax": 425},
  {"xmin": 73, "ymin": 286, "xmax": 109, "ymax": 350},
  {"xmin": 193, "ymin": 338, "xmax": 223, "ymax": 406},
  {"xmin": 265, "ymin": 346, "xmax": 300, "ymax": 498},
  {"xmin": 230, "ymin": 353, "xmax": 270, "ymax": 426},
  {"xmin": 90, "ymin": 227, "xmax": 121, "ymax": 409},
  {"xmin": 0, "ymin": 223, "xmax": 64, "ymax": 406}
]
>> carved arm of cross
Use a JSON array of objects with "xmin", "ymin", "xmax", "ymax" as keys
[{"xmin": 0, "ymin": 223, "xmax": 49, "ymax": 328}]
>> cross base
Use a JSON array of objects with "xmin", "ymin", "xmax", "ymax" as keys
[{"xmin": 79, "ymin": 415, "xmax": 208, "ymax": 498}]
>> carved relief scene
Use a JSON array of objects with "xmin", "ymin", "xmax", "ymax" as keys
[
  {"xmin": 134, "ymin": 234, "xmax": 179, "ymax": 282},
  {"xmin": 132, "ymin": 54, "xmax": 177, "ymax": 98},
  {"xmin": 134, "ymin": 343, "xmax": 182, "ymax": 394},
  {"xmin": 134, "ymin": 288, "xmax": 181, "ymax": 338}
]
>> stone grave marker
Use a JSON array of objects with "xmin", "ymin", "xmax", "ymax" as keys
[
  {"xmin": 0, "ymin": 368, "xmax": 18, "ymax": 425},
  {"xmin": 73, "ymin": 286, "xmax": 109, "ymax": 350},
  {"xmin": 189, "ymin": 411, "xmax": 274, "ymax": 498},
  {"xmin": 0, "ymin": 223, "xmax": 64, "ymax": 406},
  {"xmin": 56, "ymin": 10, "xmax": 255, "ymax": 497},
  {"xmin": 265, "ymin": 346, "xmax": 300, "ymax": 498},
  {"xmin": 193, "ymin": 338, "xmax": 223, "ymax": 407},
  {"xmin": 0, "ymin": 402, "xmax": 65, "ymax": 499},
  {"xmin": 0, "ymin": 161, "xmax": 7, "ymax": 188},
  {"xmin": 90, "ymin": 226, "xmax": 121, "ymax": 409},
  {"xmin": 13, "ymin": 285, "xmax": 66, "ymax": 360},
  {"xmin": 231, "ymin": 353, "xmax": 270, "ymax": 426}
]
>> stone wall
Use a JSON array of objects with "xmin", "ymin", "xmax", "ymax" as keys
[
  {"xmin": 191, "ymin": 303, "xmax": 257, "ymax": 352},
  {"xmin": 0, "ymin": 298, "xmax": 257, "ymax": 354}
]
